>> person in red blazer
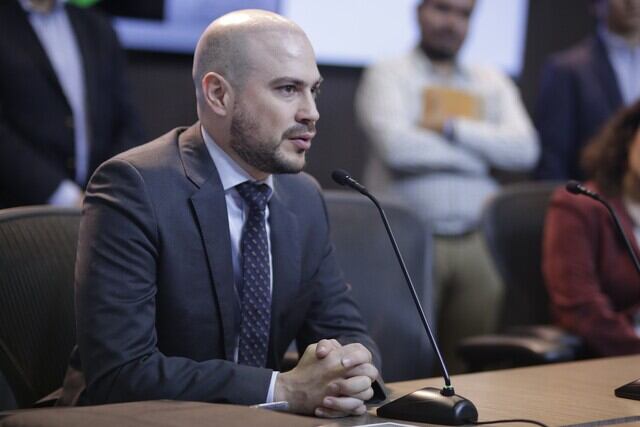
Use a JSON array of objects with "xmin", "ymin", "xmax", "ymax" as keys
[{"xmin": 543, "ymin": 99, "xmax": 640, "ymax": 356}]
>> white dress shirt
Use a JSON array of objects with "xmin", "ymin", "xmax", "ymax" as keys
[{"xmin": 601, "ymin": 27, "xmax": 640, "ymax": 106}]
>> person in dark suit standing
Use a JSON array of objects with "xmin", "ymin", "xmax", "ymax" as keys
[
  {"xmin": 59, "ymin": 9, "xmax": 383, "ymax": 418},
  {"xmin": 0, "ymin": 0, "xmax": 143, "ymax": 207},
  {"xmin": 535, "ymin": 0, "xmax": 640, "ymax": 181}
]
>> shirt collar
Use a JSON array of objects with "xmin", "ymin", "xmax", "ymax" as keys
[
  {"xmin": 413, "ymin": 46, "xmax": 466, "ymax": 78},
  {"xmin": 201, "ymin": 126, "xmax": 274, "ymax": 195},
  {"xmin": 18, "ymin": 0, "xmax": 65, "ymax": 14},
  {"xmin": 599, "ymin": 25, "xmax": 640, "ymax": 51}
]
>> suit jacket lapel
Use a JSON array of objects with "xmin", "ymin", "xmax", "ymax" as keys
[
  {"xmin": 5, "ymin": 0, "xmax": 68, "ymax": 104},
  {"xmin": 267, "ymin": 179, "xmax": 302, "ymax": 367},
  {"xmin": 180, "ymin": 123, "xmax": 239, "ymax": 362}
]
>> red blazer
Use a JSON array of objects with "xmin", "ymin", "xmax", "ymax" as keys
[{"xmin": 543, "ymin": 182, "xmax": 640, "ymax": 356}]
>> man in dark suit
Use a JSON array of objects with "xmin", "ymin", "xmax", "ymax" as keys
[
  {"xmin": 60, "ymin": 9, "xmax": 383, "ymax": 418},
  {"xmin": 0, "ymin": 0, "xmax": 143, "ymax": 207},
  {"xmin": 535, "ymin": 0, "xmax": 640, "ymax": 180}
]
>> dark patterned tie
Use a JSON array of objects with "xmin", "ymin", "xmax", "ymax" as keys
[{"xmin": 235, "ymin": 181, "xmax": 272, "ymax": 367}]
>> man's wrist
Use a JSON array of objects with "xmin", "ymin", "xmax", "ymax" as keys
[
  {"xmin": 274, "ymin": 370, "xmax": 292, "ymax": 404},
  {"xmin": 255, "ymin": 374, "xmax": 289, "ymax": 413},
  {"xmin": 274, "ymin": 370, "xmax": 308, "ymax": 414}
]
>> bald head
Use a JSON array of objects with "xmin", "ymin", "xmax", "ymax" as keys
[{"xmin": 193, "ymin": 10, "xmax": 305, "ymax": 97}]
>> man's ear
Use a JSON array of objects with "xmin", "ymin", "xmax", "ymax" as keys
[{"xmin": 201, "ymin": 71, "xmax": 233, "ymax": 116}]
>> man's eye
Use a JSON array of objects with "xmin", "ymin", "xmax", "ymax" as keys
[
  {"xmin": 279, "ymin": 85, "xmax": 296, "ymax": 95},
  {"xmin": 311, "ymin": 86, "xmax": 321, "ymax": 99}
]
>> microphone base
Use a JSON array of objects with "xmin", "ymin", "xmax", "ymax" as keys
[{"xmin": 376, "ymin": 386, "xmax": 478, "ymax": 425}]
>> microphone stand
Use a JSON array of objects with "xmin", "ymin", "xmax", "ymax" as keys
[
  {"xmin": 566, "ymin": 181, "xmax": 640, "ymax": 276},
  {"xmin": 332, "ymin": 170, "xmax": 478, "ymax": 425}
]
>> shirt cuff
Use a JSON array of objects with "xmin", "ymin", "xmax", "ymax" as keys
[
  {"xmin": 48, "ymin": 180, "xmax": 83, "ymax": 206},
  {"xmin": 266, "ymin": 371, "xmax": 279, "ymax": 403}
]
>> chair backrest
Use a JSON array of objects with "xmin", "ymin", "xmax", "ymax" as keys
[
  {"xmin": 323, "ymin": 190, "xmax": 435, "ymax": 382},
  {"xmin": 0, "ymin": 206, "xmax": 81, "ymax": 408},
  {"xmin": 482, "ymin": 182, "xmax": 562, "ymax": 330}
]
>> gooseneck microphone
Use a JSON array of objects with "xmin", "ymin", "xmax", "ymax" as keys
[
  {"xmin": 565, "ymin": 180, "xmax": 640, "ymax": 277},
  {"xmin": 331, "ymin": 169, "xmax": 478, "ymax": 425}
]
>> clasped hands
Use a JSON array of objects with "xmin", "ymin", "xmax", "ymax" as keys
[{"xmin": 274, "ymin": 339, "xmax": 379, "ymax": 418}]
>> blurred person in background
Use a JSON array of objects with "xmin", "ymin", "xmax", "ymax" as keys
[
  {"xmin": 356, "ymin": 0, "xmax": 539, "ymax": 372},
  {"xmin": 0, "ymin": 0, "xmax": 143, "ymax": 207},
  {"xmin": 543, "ymin": 99, "xmax": 640, "ymax": 356},
  {"xmin": 535, "ymin": 0, "xmax": 640, "ymax": 180}
]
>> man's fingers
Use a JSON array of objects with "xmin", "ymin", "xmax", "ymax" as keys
[
  {"xmin": 319, "ymin": 396, "xmax": 366, "ymax": 415},
  {"xmin": 331, "ymin": 375, "xmax": 372, "ymax": 397},
  {"xmin": 347, "ymin": 387, "xmax": 374, "ymax": 402},
  {"xmin": 314, "ymin": 407, "xmax": 349, "ymax": 418},
  {"xmin": 315, "ymin": 403, "xmax": 367, "ymax": 418},
  {"xmin": 344, "ymin": 362, "xmax": 379, "ymax": 382},
  {"xmin": 315, "ymin": 339, "xmax": 342, "ymax": 359},
  {"xmin": 339, "ymin": 343, "xmax": 372, "ymax": 368},
  {"xmin": 325, "ymin": 382, "xmax": 340, "ymax": 396},
  {"xmin": 290, "ymin": 341, "xmax": 376, "ymax": 416}
]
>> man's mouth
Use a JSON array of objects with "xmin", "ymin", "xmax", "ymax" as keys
[{"xmin": 287, "ymin": 133, "xmax": 315, "ymax": 151}]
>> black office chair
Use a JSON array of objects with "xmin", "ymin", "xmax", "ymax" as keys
[
  {"xmin": 0, "ymin": 206, "xmax": 81, "ymax": 408},
  {"xmin": 323, "ymin": 190, "xmax": 435, "ymax": 382},
  {"xmin": 457, "ymin": 182, "xmax": 584, "ymax": 371}
]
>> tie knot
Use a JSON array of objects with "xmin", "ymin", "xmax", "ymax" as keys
[{"xmin": 236, "ymin": 181, "xmax": 271, "ymax": 211}]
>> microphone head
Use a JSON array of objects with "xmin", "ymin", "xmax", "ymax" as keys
[
  {"xmin": 566, "ymin": 180, "xmax": 583, "ymax": 195},
  {"xmin": 331, "ymin": 169, "xmax": 351, "ymax": 186}
]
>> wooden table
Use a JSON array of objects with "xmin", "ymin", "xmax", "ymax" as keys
[
  {"xmin": 378, "ymin": 354, "xmax": 640, "ymax": 426},
  {"xmin": 1, "ymin": 355, "xmax": 639, "ymax": 426}
]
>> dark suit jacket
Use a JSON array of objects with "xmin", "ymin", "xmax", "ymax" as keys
[
  {"xmin": 543, "ymin": 183, "xmax": 640, "ymax": 356},
  {"xmin": 534, "ymin": 34, "xmax": 623, "ymax": 181},
  {"xmin": 63, "ymin": 124, "xmax": 382, "ymax": 405},
  {"xmin": 0, "ymin": 0, "xmax": 143, "ymax": 207}
]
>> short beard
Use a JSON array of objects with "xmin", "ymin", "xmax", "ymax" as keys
[
  {"xmin": 229, "ymin": 106, "xmax": 306, "ymax": 175},
  {"xmin": 420, "ymin": 42, "xmax": 457, "ymax": 62}
]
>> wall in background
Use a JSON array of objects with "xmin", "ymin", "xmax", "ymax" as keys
[{"xmin": 113, "ymin": 0, "xmax": 529, "ymax": 74}]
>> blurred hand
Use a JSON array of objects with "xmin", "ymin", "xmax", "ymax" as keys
[{"xmin": 422, "ymin": 113, "xmax": 447, "ymax": 134}]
